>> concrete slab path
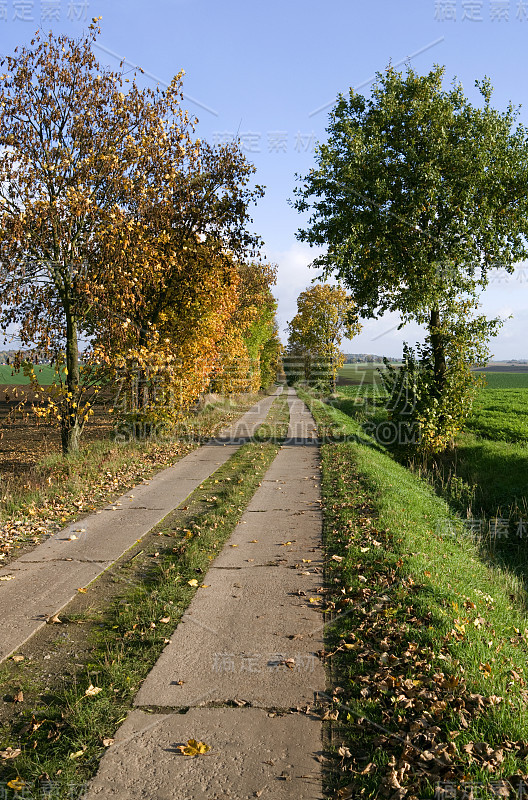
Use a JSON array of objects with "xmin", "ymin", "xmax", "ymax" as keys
[
  {"xmin": 87, "ymin": 388, "xmax": 325, "ymax": 800},
  {"xmin": 0, "ymin": 389, "xmax": 282, "ymax": 662}
]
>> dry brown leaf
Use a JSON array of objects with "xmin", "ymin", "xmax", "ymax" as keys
[{"xmin": 0, "ymin": 747, "xmax": 21, "ymax": 760}]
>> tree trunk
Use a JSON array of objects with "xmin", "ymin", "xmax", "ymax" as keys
[
  {"xmin": 62, "ymin": 307, "xmax": 82, "ymax": 455},
  {"xmin": 61, "ymin": 420, "xmax": 81, "ymax": 454},
  {"xmin": 429, "ymin": 306, "xmax": 446, "ymax": 396}
]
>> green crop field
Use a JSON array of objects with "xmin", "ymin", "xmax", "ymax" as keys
[
  {"xmin": 0, "ymin": 364, "xmax": 61, "ymax": 386},
  {"xmin": 334, "ymin": 369, "xmax": 528, "ymax": 525},
  {"xmin": 478, "ymin": 370, "xmax": 528, "ymax": 389},
  {"xmin": 337, "ymin": 362, "xmax": 401, "ymax": 388},
  {"xmin": 466, "ymin": 386, "xmax": 528, "ymax": 443}
]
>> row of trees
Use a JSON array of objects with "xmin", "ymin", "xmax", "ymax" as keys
[
  {"xmin": 0, "ymin": 22, "xmax": 281, "ymax": 454},
  {"xmin": 292, "ymin": 65, "xmax": 528, "ymax": 456}
]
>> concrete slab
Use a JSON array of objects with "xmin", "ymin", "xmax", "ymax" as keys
[
  {"xmin": 0, "ymin": 390, "xmax": 281, "ymax": 662},
  {"xmin": 211, "ymin": 510, "xmax": 322, "ymax": 569},
  {"xmin": 134, "ymin": 566, "xmax": 324, "ymax": 709},
  {"xmin": 135, "ymin": 391, "xmax": 325, "ymax": 710},
  {"xmin": 87, "ymin": 708, "xmax": 323, "ymax": 800}
]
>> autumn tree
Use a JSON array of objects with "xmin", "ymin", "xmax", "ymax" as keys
[
  {"xmin": 94, "ymin": 135, "xmax": 266, "ymax": 421},
  {"xmin": 293, "ymin": 66, "xmax": 528, "ymax": 405},
  {"xmin": 0, "ymin": 22, "xmax": 193, "ymax": 452},
  {"xmin": 286, "ymin": 284, "xmax": 360, "ymax": 390},
  {"xmin": 213, "ymin": 261, "xmax": 279, "ymax": 394}
]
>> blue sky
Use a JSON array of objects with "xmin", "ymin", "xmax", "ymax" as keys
[{"xmin": 1, "ymin": 0, "xmax": 528, "ymax": 357}]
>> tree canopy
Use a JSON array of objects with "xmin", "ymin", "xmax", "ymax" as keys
[
  {"xmin": 293, "ymin": 66, "xmax": 528, "ymax": 452},
  {"xmin": 294, "ymin": 65, "xmax": 528, "ymax": 328},
  {"xmin": 286, "ymin": 283, "xmax": 360, "ymax": 389}
]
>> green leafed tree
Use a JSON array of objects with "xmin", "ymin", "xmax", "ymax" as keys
[
  {"xmin": 293, "ymin": 65, "xmax": 528, "ymax": 452},
  {"xmin": 293, "ymin": 65, "xmax": 528, "ymax": 391}
]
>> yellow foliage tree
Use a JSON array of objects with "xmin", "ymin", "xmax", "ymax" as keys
[{"xmin": 286, "ymin": 284, "xmax": 361, "ymax": 390}]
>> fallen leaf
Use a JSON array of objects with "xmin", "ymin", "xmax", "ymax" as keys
[
  {"xmin": 11, "ymin": 655, "xmax": 24, "ymax": 663},
  {"xmin": 84, "ymin": 684, "xmax": 102, "ymax": 697},
  {"xmin": 0, "ymin": 575, "xmax": 14, "ymax": 581},
  {"xmin": 159, "ymin": 616, "xmax": 171, "ymax": 624},
  {"xmin": 69, "ymin": 750, "xmax": 84, "ymax": 760},
  {"xmin": 177, "ymin": 738, "xmax": 211, "ymax": 757},
  {"xmin": 7, "ymin": 779, "xmax": 25, "ymax": 790},
  {"xmin": 13, "ymin": 689, "xmax": 23, "ymax": 703},
  {"xmin": 46, "ymin": 614, "xmax": 62, "ymax": 624},
  {"xmin": 187, "ymin": 579, "xmax": 199, "ymax": 587},
  {"xmin": 102, "ymin": 738, "xmax": 114, "ymax": 747},
  {"xmin": 77, "ymin": 587, "xmax": 87, "ymax": 593},
  {"xmin": 1, "ymin": 747, "xmax": 21, "ymax": 760}
]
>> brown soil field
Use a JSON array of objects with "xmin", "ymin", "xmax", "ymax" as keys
[{"xmin": 0, "ymin": 384, "xmax": 114, "ymax": 476}]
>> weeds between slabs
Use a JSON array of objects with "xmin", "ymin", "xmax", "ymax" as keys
[{"xmin": 0, "ymin": 396, "xmax": 290, "ymax": 798}]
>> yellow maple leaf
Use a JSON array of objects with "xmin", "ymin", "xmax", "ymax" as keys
[
  {"xmin": 177, "ymin": 738, "xmax": 211, "ymax": 757},
  {"xmin": 7, "ymin": 778, "xmax": 25, "ymax": 791}
]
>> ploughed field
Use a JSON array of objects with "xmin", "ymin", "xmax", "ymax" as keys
[{"xmin": 0, "ymin": 381, "xmax": 113, "ymax": 474}]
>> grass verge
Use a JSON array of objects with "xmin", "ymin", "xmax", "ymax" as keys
[
  {"xmin": 298, "ymin": 388, "xmax": 528, "ymax": 800},
  {"xmin": 0, "ymin": 394, "xmax": 290, "ymax": 798}
]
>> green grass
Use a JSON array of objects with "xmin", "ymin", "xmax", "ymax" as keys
[
  {"xmin": 299, "ymin": 387, "xmax": 528, "ymax": 798},
  {"xmin": 477, "ymin": 372, "xmax": 528, "ymax": 389},
  {"xmin": 0, "ymin": 365, "xmax": 58, "ymax": 385},
  {"xmin": 465, "ymin": 388, "xmax": 528, "ymax": 443},
  {"xmin": 332, "ymin": 378, "xmax": 528, "ymax": 627},
  {"xmin": 0, "ymin": 395, "xmax": 290, "ymax": 797}
]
